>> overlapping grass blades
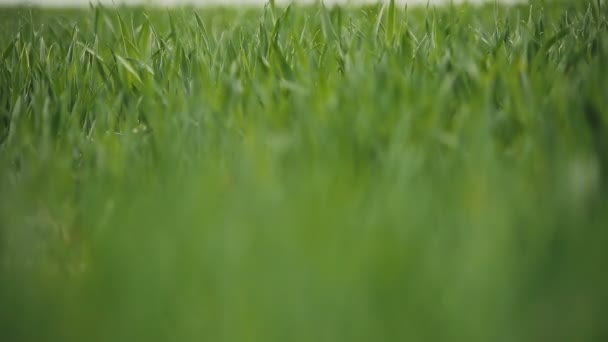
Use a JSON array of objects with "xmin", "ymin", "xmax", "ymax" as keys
[{"xmin": 1, "ymin": 2, "xmax": 608, "ymax": 341}]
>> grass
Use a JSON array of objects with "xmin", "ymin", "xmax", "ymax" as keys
[{"xmin": 1, "ymin": 1, "xmax": 608, "ymax": 341}]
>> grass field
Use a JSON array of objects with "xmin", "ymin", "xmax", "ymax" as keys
[{"xmin": 1, "ymin": 1, "xmax": 608, "ymax": 341}]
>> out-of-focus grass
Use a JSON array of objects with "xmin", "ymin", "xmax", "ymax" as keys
[{"xmin": 0, "ymin": 1, "xmax": 607, "ymax": 341}]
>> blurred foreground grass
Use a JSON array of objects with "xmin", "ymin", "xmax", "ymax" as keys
[{"xmin": 1, "ymin": 1, "xmax": 608, "ymax": 341}]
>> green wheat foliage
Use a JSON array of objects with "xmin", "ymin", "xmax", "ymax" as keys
[{"xmin": 0, "ymin": 1, "xmax": 607, "ymax": 341}]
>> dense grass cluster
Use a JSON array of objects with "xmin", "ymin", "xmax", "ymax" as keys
[{"xmin": 1, "ymin": 1, "xmax": 607, "ymax": 341}]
